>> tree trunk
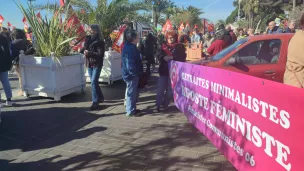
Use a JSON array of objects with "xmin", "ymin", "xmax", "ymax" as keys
[
  {"xmin": 154, "ymin": 13, "xmax": 158, "ymax": 28},
  {"xmin": 293, "ymin": 0, "xmax": 296, "ymax": 11}
]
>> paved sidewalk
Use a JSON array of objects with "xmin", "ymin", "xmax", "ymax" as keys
[{"xmin": 0, "ymin": 75, "xmax": 236, "ymax": 171}]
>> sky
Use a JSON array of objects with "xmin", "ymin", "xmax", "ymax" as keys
[{"xmin": 0, "ymin": 0, "xmax": 235, "ymax": 28}]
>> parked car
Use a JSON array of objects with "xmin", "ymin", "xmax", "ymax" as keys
[{"xmin": 193, "ymin": 34, "xmax": 294, "ymax": 83}]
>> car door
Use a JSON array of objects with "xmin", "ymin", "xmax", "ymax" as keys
[{"xmin": 219, "ymin": 38, "xmax": 283, "ymax": 82}]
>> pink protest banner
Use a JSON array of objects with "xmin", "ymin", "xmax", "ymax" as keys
[{"xmin": 169, "ymin": 61, "xmax": 304, "ymax": 171}]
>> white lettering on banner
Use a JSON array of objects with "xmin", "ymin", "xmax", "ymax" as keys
[
  {"xmin": 180, "ymin": 71, "xmax": 292, "ymax": 171},
  {"xmin": 181, "ymin": 72, "xmax": 291, "ymax": 130}
]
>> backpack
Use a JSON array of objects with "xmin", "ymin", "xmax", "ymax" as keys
[{"xmin": 172, "ymin": 43, "xmax": 187, "ymax": 62}]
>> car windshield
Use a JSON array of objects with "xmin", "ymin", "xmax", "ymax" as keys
[{"xmin": 211, "ymin": 38, "xmax": 248, "ymax": 61}]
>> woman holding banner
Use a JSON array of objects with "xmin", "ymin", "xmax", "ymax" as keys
[{"xmin": 284, "ymin": 13, "xmax": 304, "ymax": 88}]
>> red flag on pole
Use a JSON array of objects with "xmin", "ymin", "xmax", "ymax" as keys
[
  {"xmin": 67, "ymin": 14, "xmax": 85, "ymax": 35},
  {"xmin": 36, "ymin": 12, "xmax": 41, "ymax": 18},
  {"xmin": 60, "ymin": 0, "xmax": 65, "ymax": 7},
  {"xmin": 0, "ymin": 15, "xmax": 4, "ymax": 23},
  {"xmin": 22, "ymin": 16, "xmax": 27, "ymax": 24},
  {"xmin": 7, "ymin": 22, "xmax": 12, "ymax": 27},
  {"xmin": 162, "ymin": 19, "xmax": 173, "ymax": 33},
  {"xmin": 112, "ymin": 25, "xmax": 127, "ymax": 53},
  {"xmin": 179, "ymin": 22, "xmax": 185, "ymax": 31}
]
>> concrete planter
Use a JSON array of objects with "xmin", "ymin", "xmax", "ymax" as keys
[
  {"xmin": 85, "ymin": 50, "xmax": 122, "ymax": 85},
  {"xmin": 19, "ymin": 54, "xmax": 86, "ymax": 101}
]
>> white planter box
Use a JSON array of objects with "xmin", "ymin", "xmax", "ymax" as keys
[
  {"xmin": 85, "ymin": 50, "xmax": 122, "ymax": 85},
  {"xmin": 19, "ymin": 55, "xmax": 86, "ymax": 101}
]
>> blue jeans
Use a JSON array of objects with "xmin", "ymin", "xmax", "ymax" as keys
[
  {"xmin": 124, "ymin": 76, "xmax": 139, "ymax": 115},
  {"xmin": 156, "ymin": 76, "xmax": 172, "ymax": 108},
  {"xmin": 88, "ymin": 67, "xmax": 104, "ymax": 103},
  {"xmin": 0, "ymin": 71, "xmax": 12, "ymax": 100}
]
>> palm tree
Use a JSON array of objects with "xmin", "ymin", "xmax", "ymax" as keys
[
  {"xmin": 242, "ymin": 0, "xmax": 259, "ymax": 28},
  {"xmin": 141, "ymin": 0, "xmax": 174, "ymax": 27},
  {"xmin": 171, "ymin": 6, "xmax": 203, "ymax": 28},
  {"xmin": 162, "ymin": 2, "xmax": 180, "ymax": 20},
  {"xmin": 35, "ymin": 0, "xmax": 144, "ymax": 49}
]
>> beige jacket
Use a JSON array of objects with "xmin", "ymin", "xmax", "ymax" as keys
[{"xmin": 284, "ymin": 30, "xmax": 304, "ymax": 88}]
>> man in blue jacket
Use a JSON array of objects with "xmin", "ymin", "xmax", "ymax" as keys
[
  {"xmin": 267, "ymin": 21, "xmax": 283, "ymax": 34},
  {"xmin": 122, "ymin": 29, "xmax": 142, "ymax": 117}
]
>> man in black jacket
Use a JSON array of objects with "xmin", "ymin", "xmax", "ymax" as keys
[{"xmin": 0, "ymin": 34, "xmax": 13, "ymax": 106}]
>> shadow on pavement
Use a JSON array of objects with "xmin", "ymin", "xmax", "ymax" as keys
[{"xmin": 1, "ymin": 122, "xmax": 236, "ymax": 171}]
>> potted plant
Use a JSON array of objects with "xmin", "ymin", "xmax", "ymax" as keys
[{"xmin": 17, "ymin": 3, "xmax": 86, "ymax": 101}]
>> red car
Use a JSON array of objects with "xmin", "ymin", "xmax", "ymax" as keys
[{"xmin": 195, "ymin": 34, "xmax": 294, "ymax": 83}]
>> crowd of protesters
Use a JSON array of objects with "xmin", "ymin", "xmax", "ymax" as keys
[{"xmin": 1, "ymin": 14, "xmax": 303, "ymax": 116}]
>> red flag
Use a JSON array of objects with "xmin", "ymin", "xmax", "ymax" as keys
[
  {"xmin": 179, "ymin": 22, "xmax": 185, "ymax": 31},
  {"xmin": 162, "ymin": 19, "xmax": 173, "ymax": 33},
  {"xmin": 36, "ymin": 12, "xmax": 41, "ymax": 18},
  {"xmin": 60, "ymin": 0, "xmax": 65, "ymax": 7},
  {"xmin": 22, "ymin": 16, "xmax": 27, "ymax": 24},
  {"xmin": 24, "ymin": 23, "xmax": 29, "ymax": 32},
  {"xmin": 0, "ymin": 15, "xmax": 4, "ymax": 23},
  {"xmin": 7, "ymin": 22, "xmax": 12, "ymax": 27},
  {"xmin": 185, "ymin": 21, "xmax": 190, "ymax": 29},
  {"xmin": 67, "ymin": 14, "xmax": 84, "ymax": 35},
  {"xmin": 112, "ymin": 25, "xmax": 127, "ymax": 53}
]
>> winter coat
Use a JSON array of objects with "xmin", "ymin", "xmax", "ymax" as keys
[
  {"xmin": 207, "ymin": 39, "xmax": 226, "ymax": 56},
  {"xmin": 0, "ymin": 34, "xmax": 12, "ymax": 72},
  {"xmin": 140, "ymin": 36, "xmax": 156, "ymax": 63},
  {"xmin": 267, "ymin": 26, "xmax": 283, "ymax": 34},
  {"xmin": 229, "ymin": 30, "xmax": 237, "ymax": 43},
  {"xmin": 158, "ymin": 43, "xmax": 175, "ymax": 76},
  {"xmin": 80, "ymin": 35, "xmax": 105, "ymax": 68},
  {"xmin": 284, "ymin": 30, "xmax": 304, "ymax": 88},
  {"xmin": 285, "ymin": 27, "xmax": 295, "ymax": 33},
  {"xmin": 223, "ymin": 30, "xmax": 233, "ymax": 46},
  {"xmin": 121, "ymin": 41, "xmax": 143, "ymax": 81},
  {"xmin": 179, "ymin": 34, "xmax": 191, "ymax": 44}
]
